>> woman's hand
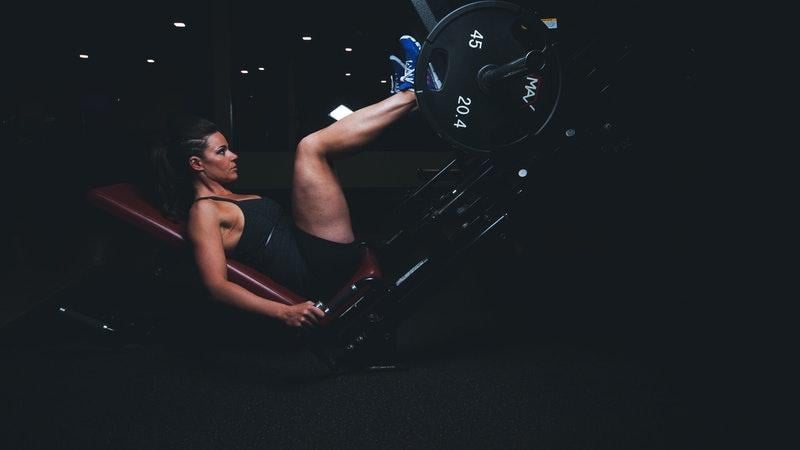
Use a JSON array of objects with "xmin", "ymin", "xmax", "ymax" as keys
[{"xmin": 281, "ymin": 301, "xmax": 326, "ymax": 328}]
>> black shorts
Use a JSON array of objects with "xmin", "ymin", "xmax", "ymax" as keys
[{"xmin": 293, "ymin": 226, "xmax": 362, "ymax": 301}]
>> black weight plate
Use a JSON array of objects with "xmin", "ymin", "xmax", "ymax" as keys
[{"xmin": 416, "ymin": 1, "xmax": 561, "ymax": 153}]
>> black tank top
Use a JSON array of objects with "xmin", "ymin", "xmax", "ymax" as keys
[{"xmin": 194, "ymin": 196, "xmax": 311, "ymax": 296}]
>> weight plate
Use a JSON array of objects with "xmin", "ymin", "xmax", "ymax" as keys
[{"xmin": 416, "ymin": 1, "xmax": 561, "ymax": 153}]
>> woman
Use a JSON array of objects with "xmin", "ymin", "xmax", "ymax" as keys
[{"xmin": 151, "ymin": 36, "xmax": 425, "ymax": 328}]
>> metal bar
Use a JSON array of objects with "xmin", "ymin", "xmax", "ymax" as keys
[
  {"xmin": 57, "ymin": 306, "xmax": 115, "ymax": 333},
  {"xmin": 479, "ymin": 51, "xmax": 544, "ymax": 89},
  {"xmin": 408, "ymin": 0, "xmax": 439, "ymax": 33},
  {"xmin": 394, "ymin": 158, "xmax": 458, "ymax": 212},
  {"xmin": 212, "ymin": 0, "xmax": 233, "ymax": 137}
]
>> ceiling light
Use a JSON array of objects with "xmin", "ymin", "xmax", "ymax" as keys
[
  {"xmin": 174, "ymin": 22, "xmax": 186, "ymax": 28},
  {"xmin": 345, "ymin": 47, "xmax": 352, "ymax": 52},
  {"xmin": 380, "ymin": 80, "xmax": 387, "ymax": 84},
  {"xmin": 345, "ymin": 73, "xmax": 351, "ymax": 77},
  {"xmin": 146, "ymin": 59, "xmax": 155, "ymax": 63},
  {"xmin": 302, "ymin": 36, "xmax": 312, "ymax": 41},
  {"xmin": 79, "ymin": 54, "xmax": 89, "ymax": 59},
  {"xmin": 258, "ymin": 67, "xmax": 265, "ymax": 71},
  {"xmin": 241, "ymin": 69, "xmax": 249, "ymax": 74}
]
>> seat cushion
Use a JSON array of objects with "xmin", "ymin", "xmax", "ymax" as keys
[{"xmin": 88, "ymin": 183, "xmax": 381, "ymax": 307}]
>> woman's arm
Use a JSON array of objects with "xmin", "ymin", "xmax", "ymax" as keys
[{"xmin": 187, "ymin": 201, "xmax": 324, "ymax": 327}]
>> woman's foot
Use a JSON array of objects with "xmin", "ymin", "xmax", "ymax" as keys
[
  {"xmin": 392, "ymin": 35, "xmax": 442, "ymax": 92},
  {"xmin": 389, "ymin": 54, "xmax": 406, "ymax": 94}
]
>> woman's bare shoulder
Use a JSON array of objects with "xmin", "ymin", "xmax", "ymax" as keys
[{"xmin": 187, "ymin": 200, "xmax": 221, "ymax": 229}]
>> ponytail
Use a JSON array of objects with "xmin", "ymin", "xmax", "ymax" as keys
[{"xmin": 149, "ymin": 116, "xmax": 220, "ymax": 221}]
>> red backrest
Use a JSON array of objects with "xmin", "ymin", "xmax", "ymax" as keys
[
  {"xmin": 87, "ymin": 183, "xmax": 382, "ymax": 306},
  {"xmin": 88, "ymin": 183, "xmax": 186, "ymax": 248}
]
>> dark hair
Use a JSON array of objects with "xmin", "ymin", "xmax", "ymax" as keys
[{"xmin": 150, "ymin": 115, "xmax": 220, "ymax": 221}]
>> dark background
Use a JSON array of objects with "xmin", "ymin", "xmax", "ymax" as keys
[{"xmin": 0, "ymin": 1, "xmax": 734, "ymax": 448}]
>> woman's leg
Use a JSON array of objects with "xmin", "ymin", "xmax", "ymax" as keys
[{"xmin": 292, "ymin": 90, "xmax": 416, "ymax": 243}]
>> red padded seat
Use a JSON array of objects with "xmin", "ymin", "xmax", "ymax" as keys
[{"xmin": 88, "ymin": 183, "xmax": 381, "ymax": 306}]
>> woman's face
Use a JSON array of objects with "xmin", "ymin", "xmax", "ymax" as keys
[{"xmin": 192, "ymin": 132, "xmax": 239, "ymax": 184}]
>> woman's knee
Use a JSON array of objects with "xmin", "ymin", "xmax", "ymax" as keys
[
  {"xmin": 296, "ymin": 132, "xmax": 325, "ymax": 160},
  {"xmin": 293, "ymin": 133, "xmax": 333, "ymax": 188}
]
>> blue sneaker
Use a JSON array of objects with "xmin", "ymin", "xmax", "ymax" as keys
[
  {"xmin": 425, "ymin": 63, "xmax": 442, "ymax": 91},
  {"xmin": 398, "ymin": 35, "xmax": 420, "ymax": 91},
  {"xmin": 427, "ymin": 60, "xmax": 442, "ymax": 91},
  {"xmin": 389, "ymin": 54, "xmax": 405, "ymax": 94},
  {"xmin": 397, "ymin": 34, "xmax": 442, "ymax": 92}
]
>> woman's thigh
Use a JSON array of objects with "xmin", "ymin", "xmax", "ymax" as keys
[{"xmin": 291, "ymin": 136, "xmax": 355, "ymax": 244}]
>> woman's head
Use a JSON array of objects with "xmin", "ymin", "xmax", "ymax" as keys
[
  {"xmin": 187, "ymin": 129, "xmax": 239, "ymax": 186},
  {"xmin": 150, "ymin": 115, "xmax": 232, "ymax": 220}
]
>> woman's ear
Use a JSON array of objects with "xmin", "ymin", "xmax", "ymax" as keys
[{"xmin": 188, "ymin": 156, "xmax": 204, "ymax": 172}]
